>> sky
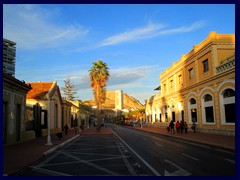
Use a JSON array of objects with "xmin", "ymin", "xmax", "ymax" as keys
[{"xmin": 3, "ymin": 4, "xmax": 235, "ymax": 104}]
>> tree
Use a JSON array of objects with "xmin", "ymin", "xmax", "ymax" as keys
[
  {"xmin": 89, "ymin": 60, "xmax": 110, "ymax": 129},
  {"xmin": 61, "ymin": 77, "xmax": 78, "ymax": 101}
]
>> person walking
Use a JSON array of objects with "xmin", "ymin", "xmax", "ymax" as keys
[
  {"xmin": 176, "ymin": 121, "xmax": 181, "ymax": 133},
  {"xmin": 169, "ymin": 120, "xmax": 175, "ymax": 134},
  {"xmin": 64, "ymin": 124, "xmax": 69, "ymax": 135},
  {"xmin": 184, "ymin": 121, "xmax": 188, "ymax": 134},
  {"xmin": 180, "ymin": 121, "xmax": 184, "ymax": 134},
  {"xmin": 191, "ymin": 121, "xmax": 196, "ymax": 133}
]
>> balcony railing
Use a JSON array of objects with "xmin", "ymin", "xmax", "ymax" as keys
[{"xmin": 216, "ymin": 56, "xmax": 235, "ymax": 74}]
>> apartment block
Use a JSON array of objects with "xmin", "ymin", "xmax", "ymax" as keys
[{"xmin": 3, "ymin": 38, "xmax": 16, "ymax": 76}]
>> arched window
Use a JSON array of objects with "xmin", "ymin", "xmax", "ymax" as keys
[
  {"xmin": 190, "ymin": 98, "xmax": 196, "ymax": 105},
  {"xmin": 188, "ymin": 98, "xmax": 197, "ymax": 123},
  {"xmin": 222, "ymin": 89, "xmax": 235, "ymax": 123},
  {"xmin": 204, "ymin": 94, "xmax": 213, "ymax": 102},
  {"xmin": 223, "ymin": 89, "xmax": 235, "ymax": 98},
  {"xmin": 202, "ymin": 94, "xmax": 214, "ymax": 123}
]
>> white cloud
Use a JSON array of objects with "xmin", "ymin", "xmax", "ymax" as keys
[
  {"xmin": 98, "ymin": 22, "xmax": 166, "ymax": 47},
  {"xmin": 98, "ymin": 21, "xmax": 206, "ymax": 47},
  {"xmin": 3, "ymin": 4, "xmax": 88, "ymax": 50}
]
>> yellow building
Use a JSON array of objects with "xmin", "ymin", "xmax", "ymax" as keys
[{"xmin": 145, "ymin": 32, "xmax": 235, "ymax": 135}]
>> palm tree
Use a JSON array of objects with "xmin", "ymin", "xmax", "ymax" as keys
[{"xmin": 89, "ymin": 60, "xmax": 110, "ymax": 129}]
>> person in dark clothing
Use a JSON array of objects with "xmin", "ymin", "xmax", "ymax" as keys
[
  {"xmin": 64, "ymin": 124, "xmax": 69, "ymax": 135},
  {"xmin": 169, "ymin": 120, "xmax": 175, "ymax": 134},
  {"xmin": 191, "ymin": 121, "xmax": 196, "ymax": 133},
  {"xmin": 184, "ymin": 121, "xmax": 188, "ymax": 134},
  {"xmin": 180, "ymin": 121, "xmax": 184, "ymax": 134}
]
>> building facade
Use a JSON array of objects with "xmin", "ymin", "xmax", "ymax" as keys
[
  {"xmin": 3, "ymin": 38, "xmax": 16, "ymax": 76},
  {"xmin": 26, "ymin": 81, "xmax": 63, "ymax": 136},
  {"xmin": 145, "ymin": 32, "xmax": 235, "ymax": 135},
  {"xmin": 3, "ymin": 73, "xmax": 32, "ymax": 145}
]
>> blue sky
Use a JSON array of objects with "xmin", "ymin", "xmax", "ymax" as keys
[{"xmin": 3, "ymin": 4, "xmax": 235, "ymax": 104}]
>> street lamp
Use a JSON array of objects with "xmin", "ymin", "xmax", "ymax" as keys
[{"xmin": 45, "ymin": 96, "xmax": 54, "ymax": 145}]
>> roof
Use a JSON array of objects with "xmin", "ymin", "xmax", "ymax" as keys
[
  {"xmin": 154, "ymin": 86, "xmax": 161, "ymax": 91},
  {"xmin": 3, "ymin": 73, "xmax": 32, "ymax": 92},
  {"xmin": 26, "ymin": 82, "xmax": 53, "ymax": 99}
]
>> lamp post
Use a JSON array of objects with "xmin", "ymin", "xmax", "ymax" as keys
[{"xmin": 46, "ymin": 96, "xmax": 54, "ymax": 145}]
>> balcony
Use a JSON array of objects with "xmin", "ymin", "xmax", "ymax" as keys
[{"xmin": 216, "ymin": 56, "xmax": 235, "ymax": 74}]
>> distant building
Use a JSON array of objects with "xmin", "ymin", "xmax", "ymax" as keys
[
  {"xmin": 83, "ymin": 90, "xmax": 144, "ymax": 120},
  {"xmin": 146, "ymin": 32, "xmax": 235, "ymax": 135},
  {"xmin": 115, "ymin": 90, "xmax": 123, "ymax": 110},
  {"xmin": 3, "ymin": 38, "xmax": 16, "ymax": 76}
]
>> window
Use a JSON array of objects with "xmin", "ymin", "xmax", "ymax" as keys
[
  {"xmin": 202, "ymin": 94, "xmax": 214, "ymax": 123},
  {"xmin": 203, "ymin": 59, "xmax": 209, "ymax": 72},
  {"xmin": 170, "ymin": 80, "xmax": 173, "ymax": 89},
  {"xmin": 204, "ymin": 94, "xmax": 212, "ymax": 102},
  {"xmin": 165, "ymin": 113, "xmax": 168, "ymax": 122},
  {"xmin": 189, "ymin": 68, "xmax": 194, "ymax": 79},
  {"xmin": 223, "ymin": 89, "xmax": 235, "ymax": 98},
  {"xmin": 221, "ymin": 89, "xmax": 235, "ymax": 123},
  {"xmin": 189, "ymin": 98, "xmax": 197, "ymax": 123},
  {"xmin": 178, "ymin": 75, "xmax": 182, "ymax": 85},
  {"xmin": 191, "ymin": 109, "xmax": 197, "ymax": 123},
  {"xmin": 55, "ymin": 104, "xmax": 58, "ymax": 128},
  {"xmin": 164, "ymin": 84, "xmax": 166, "ymax": 92},
  {"xmin": 190, "ymin": 98, "xmax": 196, "ymax": 105},
  {"xmin": 224, "ymin": 104, "xmax": 235, "ymax": 123},
  {"xmin": 205, "ymin": 106, "xmax": 214, "ymax": 122}
]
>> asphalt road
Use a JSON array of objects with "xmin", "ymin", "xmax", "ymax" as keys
[
  {"xmin": 14, "ymin": 124, "xmax": 235, "ymax": 176},
  {"xmin": 14, "ymin": 134, "xmax": 153, "ymax": 176},
  {"xmin": 111, "ymin": 124, "xmax": 235, "ymax": 176}
]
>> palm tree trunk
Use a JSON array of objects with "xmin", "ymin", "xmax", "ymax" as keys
[{"xmin": 96, "ymin": 82, "xmax": 101, "ymax": 130}]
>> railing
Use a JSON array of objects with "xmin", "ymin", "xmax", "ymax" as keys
[{"xmin": 216, "ymin": 56, "xmax": 235, "ymax": 74}]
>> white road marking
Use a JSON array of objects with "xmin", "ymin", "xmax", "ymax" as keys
[
  {"xmin": 30, "ymin": 166, "xmax": 72, "ymax": 176},
  {"xmin": 182, "ymin": 153, "xmax": 199, "ymax": 161},
  {"xmin": 58, "ymin": 151, "xmax": 120, "ymax": 175},
  {"xmin": 224, "ymin": 158, "xmax": 235, "ymax": 164},
  {"xmin": 164, "ymin": 159, "xmax": 191, "ymax": 176},
  {"xmin": 113, "ymin": 131, "xmax": 161, "ymax": 176},
  {"xmin": 215, "ymin": 148, "xmax": 235, "ymax": 155},
  {"xmin": 116, "ymin": 141, "xmax": 137, "ymax": 175}
]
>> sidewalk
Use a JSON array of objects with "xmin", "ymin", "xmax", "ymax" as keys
[
  {"xmin": 132, "ymin": 125, "xmax": 235, "ymax": 151},
  {"xmin": 3, "ymin": 125, "xmax": 235, "ymax": 175},
  {"xmin": 3, "ymin": 128, "xmax": 80, "ymax": 175}
]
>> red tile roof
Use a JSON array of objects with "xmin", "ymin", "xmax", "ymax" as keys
[{"xmin": 26, "ymin": 82, "xmax": 53, "ymax": 99}]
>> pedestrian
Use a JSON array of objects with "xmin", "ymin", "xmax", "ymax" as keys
[
  {"xmin": 64, "ymin": 124, "xmax": 69, "ymax": 135},
  {"xmin": 191, "ymin": 121, "xmax": 196, "ymax": 133},
  {"xmin": 79, "ymin": 125, "xmax": 84, "ymax": 133},
  {"xmin": 180, "ymin": 121, "xmax": 184, "ymax": 134},
  {"xmin": 167, "ymin": 126, "xmax": 170, "ymax": 133},
  {"xmin": 176, "ymin": 121, "xmax": 181, "ymax": 133},
  {"xmin": 169, "ymin": 120, "xmax": 175, "ymax": 134},
  {"xmin": 184, "ymin": 121, "xmax": 188, "ymax": 134}
]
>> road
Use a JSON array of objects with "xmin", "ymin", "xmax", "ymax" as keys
[
  {"xmin": 111, "ymin": 124, "xmax": 235, "ymax": 176},
  {"xmin": 14, "ymin": 124, "xmax": 235, "ymax": 176}
]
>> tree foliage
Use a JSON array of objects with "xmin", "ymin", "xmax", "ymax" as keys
[
  {"xmin": 89, "ymin": 60, "xmax": 110, "ymax": 128},
  {"xmin": 61, "ymin": 77, "xmax": 78, "ymax": 101}
]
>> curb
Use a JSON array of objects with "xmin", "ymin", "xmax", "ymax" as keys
[
  {"xmin": 132, "ymin": 127, "xmax": 235, "ymax": 152},
  {"xmin": 43, "ymin": 134, "xmax": 80, "ymax": 156}
]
